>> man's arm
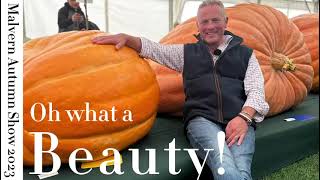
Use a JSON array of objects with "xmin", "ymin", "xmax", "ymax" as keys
[
  {"xmin": 92, "ymin": 34, "xmax": 184, "ymax": 72},
  {"xmin": 226, "ymin": 52, "xmax": 269, "ymax": 147},
  {"xmin": 140, "ymin": 37, "xmax": 183, "ymax": 72},
  {"xmin": 58, "ymin": 8, "xmax": 73, "ymax": 29},
  {"xmin": 242, "ymin": 52, "xmax": 269, "ymax": 122}
]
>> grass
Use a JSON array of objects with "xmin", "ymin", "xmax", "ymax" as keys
[{"xmin": 260, "ymin": 152, "xmax": 319, "ymax": 180}]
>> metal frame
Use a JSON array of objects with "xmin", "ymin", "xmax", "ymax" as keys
[{"xmin": 171, "ymin": 0, "xmax": 319, "ymax": 25}]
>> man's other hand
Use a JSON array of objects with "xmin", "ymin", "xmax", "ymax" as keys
[
  {"xmin": 72, "ymin": 13, "xmax": 82, "ymax": 22},
  {"xmin": 92, "ymin": 33, "xmax": 142, "ymax": 52},
  {"xmin": 225, "ymin": 116, "xmax": 248, "ymax": 147},
  {"xmin": 92, "ymin": 33, "xmax": 128, "ymax": 50}
]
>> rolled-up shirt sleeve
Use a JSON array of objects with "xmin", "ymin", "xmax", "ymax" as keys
[
  {"xmin": 243, "ymin": 53, "xmax": 270, "ymax": 122},
  {"xmin": 139, "ymin": 37, "xmax": 184, "ymax": 72}
]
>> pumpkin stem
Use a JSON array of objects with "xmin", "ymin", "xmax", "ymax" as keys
[{"xmin": 271, "ymin": 52, "xmax": 296, "ymax": 71}]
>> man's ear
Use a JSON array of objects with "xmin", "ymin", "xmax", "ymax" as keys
[
  {"xmin": 224, "ymin": 17, "xmax": 228, "ymax": 29},
  {"xmin": 196, "ymin": 19, "xmax": 199, "ymax": 29}
]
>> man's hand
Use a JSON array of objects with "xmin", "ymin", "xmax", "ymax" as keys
[
  {"xmin": 72, "ymin": 13, "xmax": 82, "ymax": 22},
  {"xmin": 225, "ymin": 116, "xmax": 248, "ymax": 147},
  {"xmin": 92, "ymin": 33, "xmax": 142, "ymax": 52},
  {"xmin": 92, "ymin": 33, "xmax": 128, "ymax": 49}
]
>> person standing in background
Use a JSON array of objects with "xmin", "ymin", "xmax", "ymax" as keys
[
  {"xmin": 58, "ymin": 0, "xmax": 99, "ymax": 32},
  {"xmin": 58, "ymin": 0, "xmax": 85, "ymax": 32}
]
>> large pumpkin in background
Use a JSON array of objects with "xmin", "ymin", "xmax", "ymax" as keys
[
  {"xmin": 150, "ymin": 3, "xmax": 313, "ymax": 117},
  {"xmin": 146, "ymin": 18, "xmax": 198, "ymax": 115},
  {"xmin": 24, "ymin": 31, "xmax": 160, "ymax": 165},
  {"xmin": 292, "ymin": 14, "xmax": 319, "ymax": 93}
]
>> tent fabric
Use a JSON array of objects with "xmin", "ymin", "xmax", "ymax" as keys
[
  {"xmin": 24, "ymin": 0, "xmax": 106, "ymax": 39},
  {"xmin": 24, "ymin": 0, "xmax": 315, "ymax": 41},
  {"xmin": 108, "ymin": 0, "xmax": 169, "ymax": 41},
  {"xmin": 24, "ymin": 0, "xmax": 169, "ymax": 41},
  {"xmin": 23, "ymin": 94, "xmax": 319, "ymax": 180}
]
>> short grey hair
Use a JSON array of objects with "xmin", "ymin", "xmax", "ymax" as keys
[{"xmin": 198, "ymin": 0, "xmax": 227, "ymax": 20}]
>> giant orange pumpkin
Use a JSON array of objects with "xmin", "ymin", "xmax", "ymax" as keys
[
  {"xmin": 292, "ymin": 14, "xmax": 319, "ymax": 93},
  {"xmin": 24, "ymin": 31, "xmax": 160, "ymax": 165},
  {"xmin": 150, "ymin": 3, "xmax": 313, "ymax": 117}
]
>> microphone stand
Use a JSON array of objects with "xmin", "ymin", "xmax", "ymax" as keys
[
  {"xmin": 84, "ymin": 0, "xmax": 89, "ymax": 30},
  {"xmin": 74, "ymin": 7, "xmax": 80, "ymax": 30}
]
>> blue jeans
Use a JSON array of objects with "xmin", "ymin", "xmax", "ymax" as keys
[{"xmin": 186, "ymin": 116, "xmax": 255, "ymax": 180}]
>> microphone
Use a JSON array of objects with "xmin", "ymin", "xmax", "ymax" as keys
[{"xmin": 213, "ymin": 49, "xmax": 222, "ymax": 56}]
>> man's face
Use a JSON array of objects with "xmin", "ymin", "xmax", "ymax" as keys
[
  {"xmin": 68, "ymin": 0, "xmax": 79, "ymax": 8},
  {"xmin": 197, "ymin": 5, "xmax": 227, "ymax": 46}
]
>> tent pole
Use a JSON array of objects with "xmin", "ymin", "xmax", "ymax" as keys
[
  {"xmin": 84, "ymin": 0, "xmax": 89, "ymax": 30},
  {"xmin": 105, "ymin": 0, "xmax": 109, "ymax": 32},
  {"xmin": 169, "ymin": 0, "xmax": 173, "ymax": 30}
]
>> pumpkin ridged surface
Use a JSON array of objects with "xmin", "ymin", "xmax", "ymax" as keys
[
  {"xmin": 150, "ymin": 3, "xmax": 313, "ymax": 117},
  {"xmin": 24, "ymin": 31, "xmax": 160, "ymax": 165},
  {"xmin": 292, "ymin": 14, "xmax": 319, "ymax": 92},
  {"xmin": 226, "ymin": 4, "xmax": 313, "ymax": 116}
]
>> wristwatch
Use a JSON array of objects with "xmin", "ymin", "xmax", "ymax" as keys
[{"xmin": 238, "ymin": 111, "xmax": 253, "ymax": 126}]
